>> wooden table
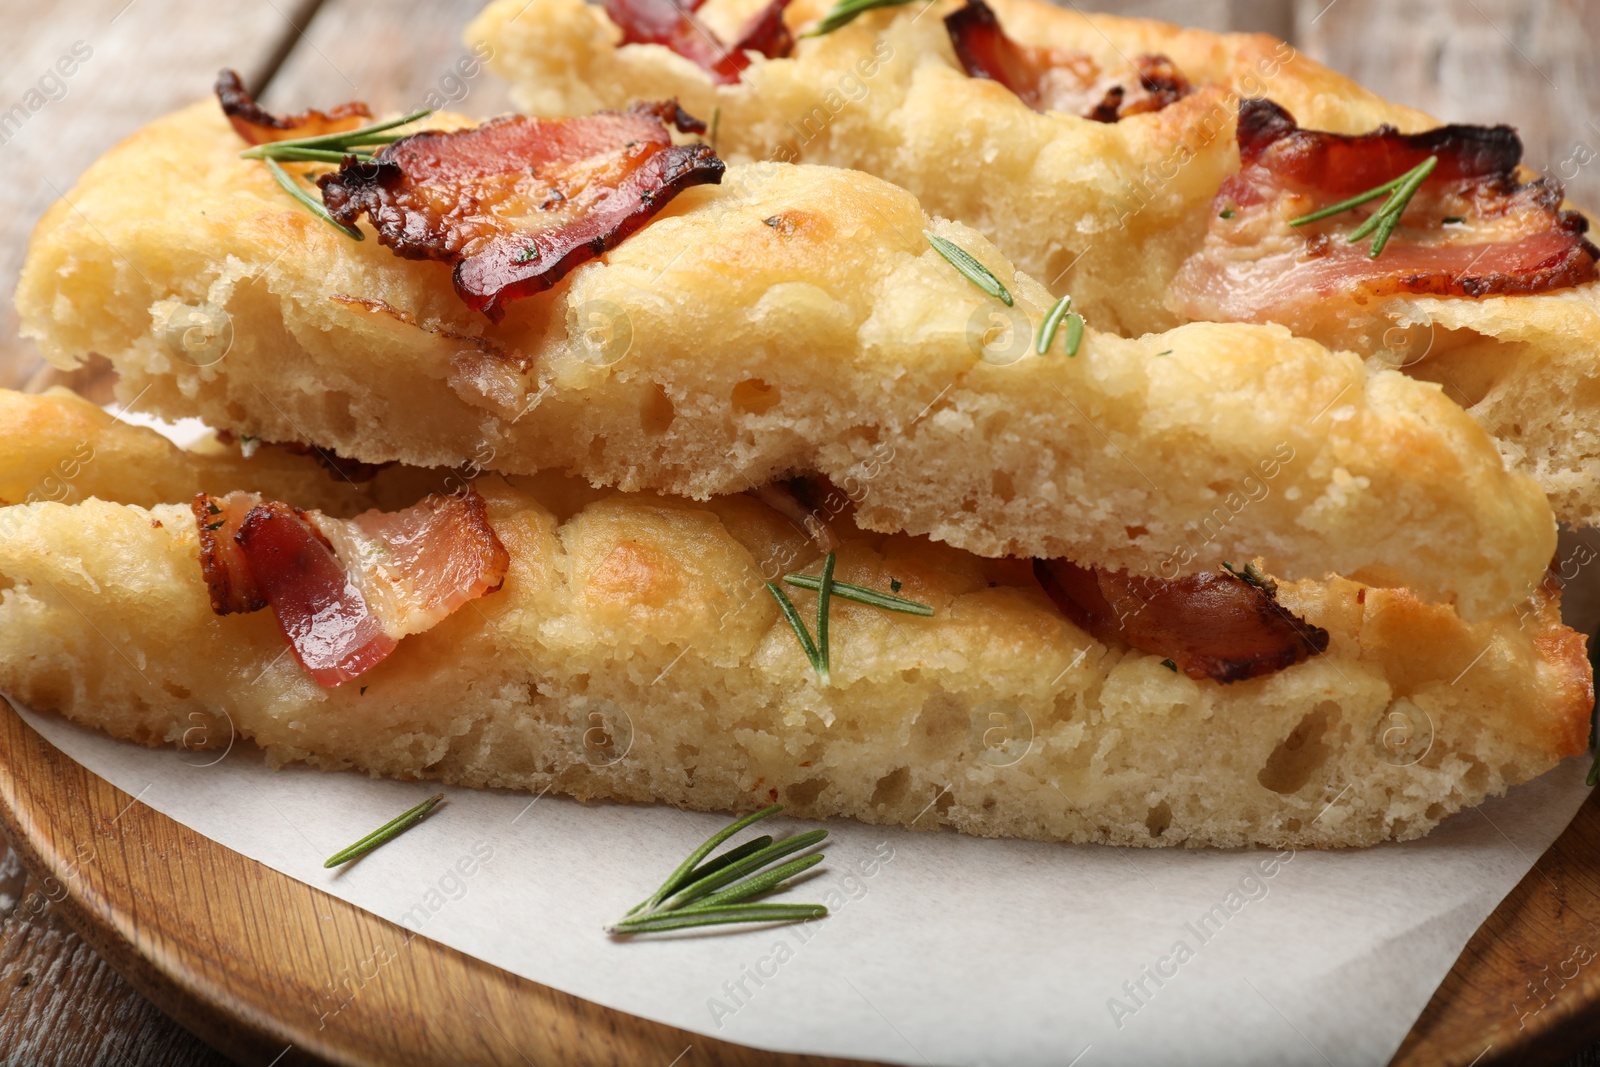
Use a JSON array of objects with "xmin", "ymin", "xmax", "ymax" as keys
[{"xmin": 3, "ymin": 1, "xmax": 1600, "ymax": 1064}]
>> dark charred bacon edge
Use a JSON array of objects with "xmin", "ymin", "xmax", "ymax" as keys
[
  {"xmin": 945, "ymin": 0, "xmax": 1043, "ymax": 110},
  {"xmin": 214, "ymin": 69, "xmax": 371, "ymax": 146},
  {"xmin": 319, "ymin": 104, "xmax": 725, "ymax": 321},
  {"xmin": 945, "ymin": 0, "xmax": 1190, "ymax": 120},
  {"xmin": 1238, "ymin": 98, "xmax": 1520, "ymax": 185},
  {"xmin": 1234, "ymin": 98, "xmax": 1599, "ymax": 296},
  {"xmin": 1033, "ymin": 558, "xmax": 1329, "ymax": 684},
  {"xmin": 193, "ymin": 493, "xmax": 265, "ymax": 615}
]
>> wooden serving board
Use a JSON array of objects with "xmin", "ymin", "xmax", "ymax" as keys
[{"xmin": 0, "ymin": 694, "xmax": 1596, "ymax": 1067}]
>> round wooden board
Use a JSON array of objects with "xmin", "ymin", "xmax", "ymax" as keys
[{"xmin": 2, "ymin": 695, "xmax": 1598, "ymax": 1067}]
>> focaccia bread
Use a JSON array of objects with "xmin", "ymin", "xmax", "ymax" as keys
[
  {"xmin": 468, "ymin": 0, "xmax": 1600, "ymax": 527},
  {"xmin": 0, "ymin": 391, "xmax": 1588, "ymax": 849},
  {"xmin": 14, "ymin": 100, "xmax": 1558, "ymax": 620}
]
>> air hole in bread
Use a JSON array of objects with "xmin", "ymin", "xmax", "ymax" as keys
[
  {"xmin": 786, "ymin": 777, "xmax": 829, "ymax": 808},
  {"xmin": 991, "ymin": 469, "xmax": 1015, "ymax": 504},
  {"xmin": 870, "ymin": 766, "xmax": 910, "ymax": 809},
  {"xmin": 1257, "ymin": 701, "xmax": 1337, "ymax": 795},
  {"xmin": 1145, "ymin": 800, "xmax": 1172, "ymax": 838},
  {"xmin": 730, "ymin": 378, "xmax": 781, "ymax": 415},
  {"xmin": 640, "ymin": 383, "xmax": 676, "ymax": 435},
  {"xmin": 162, "ymin": 681, "xmax": 191, "ymax": 700}
]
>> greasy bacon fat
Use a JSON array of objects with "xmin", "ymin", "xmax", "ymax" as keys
[
  {"xmin": 319, "ymin": 102, "xmax": 725, "ymax": 320},
  {"xmin": 214, "ymin": 69, "xmax": 371, "ymax": 146},
  {"xmin": 944, "ymin": 0, "xmax": 1190, "ymax": 120},
  {"xmin": 1169, "ymin": 99, "xmax": 1599, "ymax": 333},
  {"xmin": 603, "ymin": 0, "xmax": 793, "ymax": 84},
  {"xmin": 193, "ymin": 489, "xmax": 509, "ymax": 686},
  {"xmin": 1034, "ymin": 559, "xmax": 1329, "ymax": 684}
]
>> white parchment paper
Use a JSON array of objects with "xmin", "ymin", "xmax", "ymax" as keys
[{"xmin": 14, "ymin": 704, "xmax": 1594, "ymax": 1067}]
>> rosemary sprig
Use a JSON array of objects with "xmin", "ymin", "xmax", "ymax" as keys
[
  {"xmin": 610, "ymin": 805, "xmax": 829, "ymax": 935},
  {"xmin": 766, "ymin": 551, "xmax": 836, "ymax": 685},
  {"xmin": 783, "ymin": 574, "xmax": 934, "ymax": 615},
  {"xmin": 803, "ymin": 0, "xmax": 916, "ymax": 37},
  {"xmin": 768, "ymin": 553, "xmax": 938, "ymax": 683},
  {"xmin": 766, "ymin": 578, "xmax": 824, "ymax": 682},
  {"xmin": 324, "ymin": 793, "xmax": 444, "ymax": 868},
  {"xmin": 238, "ymin": 109, "xmax": 431, "ymax": 160},
  {"xmin": 925, "ymin": 230, "xmax": 1013, "ymax": 307},
  {"xmin": 1287, "ymin": 155, "xmax": 1439, "ymax": 259},
  {"xmin": 243, "ymin": 109, "xmax": 432, "ymax": 239},
  {"xmin": 264, "ymin": 159, "xmax": 364, "ymax": 240}
]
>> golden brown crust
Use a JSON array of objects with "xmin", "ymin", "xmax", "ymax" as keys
[
  {"xmin": 0, "ymin": 392, "xmax": 1588, "ymax": 848},
  {"xmin": 15, "ymin": 105, "xmax": 1557, "ymax": 620}
]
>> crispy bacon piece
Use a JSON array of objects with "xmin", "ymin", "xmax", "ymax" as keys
[
  {"xmin": 945, "ymin": 0, "xmax": 1189, "ymax": 120},
  {"xmin": 1034, "ymin": 558, "xmax": 1329, "ymax": 684},
  {"xmin": 1169, "ymin": 99, "xmax": 1599, "ymax": 331},
  {"xmin": 214, "ymin": 69, "xmax": 371, "ymax": 146},
  {"xmin": 193, "ymin": 491, "xmax": 266, "ymax": 615},
  {"xmin": 193, "ymin": 489, "xmax": 509, "ymax": 686},
  {"xmin": 319, "ymin": 102, "xmax": 724, "ymax": 321},
  {"xmin": 603, "ymin": 0, "xmax": 794, "ymax": 85}
]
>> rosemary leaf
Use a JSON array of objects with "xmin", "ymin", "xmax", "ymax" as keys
[
  {"xmin": 659, "ymin": 831, "xmax": 828, "ymax": 911},
  {"xmin": 815, "ymin": 551, "xmax": 836, "ymax": 687},
  {"xmin": 610, "ymin": 903, "xmax": 828, "ymax": 934},
  {"xmin": 1036, "ymin": 295, "xmax": 1073, "ymax": 355},
  {"xmin": 1287, "ymin": 172, "xmax": 1412, "ymax": 227},
  {"xmin": 629, "ymin": 804, "xmax": 783, "ymax": 916},
  {"xmin": 803, "ymin": 0, "xmax": 916, "ymax": 37},
  {"xmin": 765, "ymin": 580, "xmax": 824, "ymax": 682},
  {"xmin": 1287, "ymin": 155, "xmax": 1439, "ymax": 261},
  {"xmin": 1362, "ymin": 156, "xmax": 1437, "ymax": 259},
  {"xmin": 1063, "ymin": 311, "xmax": 1085, "ymax": 357},
  {"xmin": 324, "ymin": 793, "xmax": 444, "ymax": 868},
  {"xmin": 251, "ymin": 146, "xmax": 372, "ymax": 165},
  {"xmin": 239, "ymin": 109, "xmax": 432, "ymax": 159},
  {"xmin": 925, "ymin": 230, "xmax": 1013, "ymax": 306},
  {"xmin": 264, "ymin": 159, "xmax": 364, "ymax": 241},
  {"xmin": 783, "ymin": 574, "xmax": 934, "ymax": 615}
]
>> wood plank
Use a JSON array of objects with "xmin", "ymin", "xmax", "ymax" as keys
[
  {"xmin": 261, "ymin": 0, "xmax": 515, "ymax": 120},
  {"xmin": 0, "ymin": 843, "xmax": 230, "ymax": 1067},
  {"xmin": 1293, "ymin": 0, "xmax": 1600, "ymax": 210},
  {"xmin": 0, "ymin": 0, "xmax": 320, "ymax": 391},
  {"xmin": 0, "ymin": 698, "xmax": 870, "ymax": 1067}
]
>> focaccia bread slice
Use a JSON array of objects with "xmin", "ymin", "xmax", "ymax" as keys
[
  {"xmin": 469, "ymin": 0, "xmax": 1600, "ymax": 527},
  {"xmin": 14, "ymin": 100, "xmax": 1558, "ymax": 620},
  {"xmin": 0, "ymin": 391, "xmax": 1589, "ymax": 849}
]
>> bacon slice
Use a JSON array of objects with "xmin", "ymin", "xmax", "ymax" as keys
[
  {"xmin": 214, "ymin": 69, "xmax": 372, "ymax": 146},
  {"xmin": 1169, "ymin": 99, "xmax": 1599, "ymax": 332},
  {"xmin": 1034, "ymin": 558, "xmax": 1329, "ymax": 684},
  {"xmin": 603, "ymin": 0, "xmax": 793, "ymax": 85},
  {"xmin": 236, "ymin": 502, "xmax": 397, "ymax": 687},
  {"xmin": 944, "ymin": 0, "xmax": 1189, "ymax": 120},
  {"xmin": 193, "ymin": 489, "xmax": 510, "ymax": 686},
  {"xmin": 319, "ymin": 102, "xmax": 725, "ymax": 321}
]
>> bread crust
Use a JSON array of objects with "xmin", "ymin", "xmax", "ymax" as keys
[
  {"xmin": 14, "ymin": 105, "xmax": 1556, "ymax": 619},
  {"xmin": 0, "ymin": 393, "xmax": 1588, "ymax": 849},
  {"xmin": 468, "ymin": 0, "xmax": 1600, "ymax": 526}
]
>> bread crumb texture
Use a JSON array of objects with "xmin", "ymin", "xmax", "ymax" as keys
[
  {"xmin": 469, "ymin": 0, "xmax": 1600, "ymax": 527},
  {"xmin": 0, "ymin": 392, "xmax": 1587, "ymax": 848},
  {"xmin": 14, "ymin": 103, "xmax": 1557, "ymax": 619}
]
